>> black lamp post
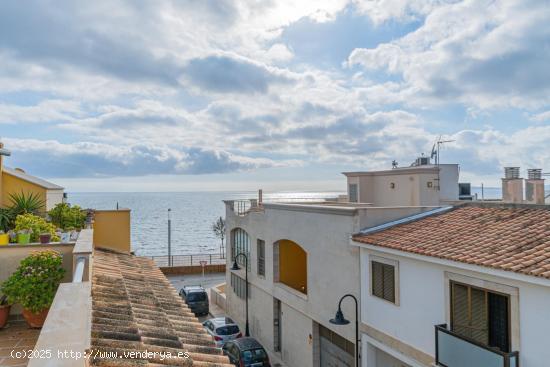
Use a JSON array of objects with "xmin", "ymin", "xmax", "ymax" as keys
[
  {"xmin": 330, "ymin": 294, "xmax": 359, "ymax": 367},
  {"xmin": 231, "ymin": 253, "xmax": 250, "ymax": 337}
]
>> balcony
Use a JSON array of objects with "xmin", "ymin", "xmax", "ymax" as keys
[{"xmin": 435, "ymin": 324, "xmax": 519, "ymax": 367}]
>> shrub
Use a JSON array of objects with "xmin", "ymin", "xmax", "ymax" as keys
[
  {"xmin": 8, "ymin": 192, "xmax": 45, "ymax": 217},
  {"xmin": 15, "ymin": 214, "xmax": 59, "ymax": 242},
  {"xmin": 0, "ymin": 208, "xmax": 15, "ymax": 232},
  {"xmin": 1, "ymin": 250, "xmax": 65, "ymax": 313},
  {"xmin": 48, "ymin": 203, "xmax": 86, "ymax": 231}
]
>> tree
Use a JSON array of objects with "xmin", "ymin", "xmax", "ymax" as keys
[{"xmin": 212, "ymin": 216, "xmax": 226, "ymax": 258}]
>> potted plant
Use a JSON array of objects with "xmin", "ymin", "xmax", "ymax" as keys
[
  {"xmin": 14, "ymin": 213, "xmax": 59, "ymax": 244},
  {"xmin": 0, "ymin": 231, "xmax": 9, "ymax": 246},
  {"xmin": 39, "ymin": 232, "xmax": 52, "ymax": 244},
  {"xmin": 0, "ymin": 294, "xmax": 10, "ymax": 329},
  {"xmin": 8, "ymin": 230, "xmax": 17, "ymax": 244},
  {"xmin": 1, "ymin": 250, "xmax": 65, "ymax": 328},
  {"xmin": 17, "ymin": 229, "xmax": 31, "ymax": 244}
]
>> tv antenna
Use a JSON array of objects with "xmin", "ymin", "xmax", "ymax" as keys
[{"xmin": 431, "ymin": 136, "xmax": 455, "ymax": 165}]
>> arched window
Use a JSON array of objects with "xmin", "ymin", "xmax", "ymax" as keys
[
  {"xmin": 275, "ymin": 239, "xmax": 307, "ymax": 294},
  {"xmin": 231, "ymin": 228, "xmax": 250, "ymax": 269}
]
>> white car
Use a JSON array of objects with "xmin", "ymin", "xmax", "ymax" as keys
[{"xmin": 203, "ymin": 317, "xmax": 242, "ymax": 347}]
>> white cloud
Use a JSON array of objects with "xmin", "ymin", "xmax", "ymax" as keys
[
  {"xmin": 348, "ymin": 0, "xmax": 550, "ymax": 109},
  {"xmin": 353, "ymin": 0, "xmax": 454, "ymax": 25},
  {"xmin": 530, "ymin": 111, "xmax": 550, "ymax": 122}
]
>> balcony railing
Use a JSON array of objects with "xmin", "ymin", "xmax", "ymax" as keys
[
  {"xmin": 150, "ymin": 253, "xmax": 226, "ymax": 267},
  {"xmin": 435, "ymin": 324, "xmax": 519, "ymax": 367}
]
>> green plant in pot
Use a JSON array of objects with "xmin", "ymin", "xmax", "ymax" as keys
[
  {"xmin": 15, "ymin": 213, "xmax": 59, "ymax": 243},
  {"xmin": 17, "ymin": 229, "xmax": 31, "ymax": 245},
  {"xmin": 8, "ymin": 192, "xmax": 45, "ymax": 217},
  {"xmin": 48, "ymin": 203, "xmax": 86, "ymax": 231},
  {"xmin": 1, "ymin": 250, "xmax": 65, "ymax": 328},
  {"xmin": 0, "ymin": 293, "xmax": 10, "ymax": 329}
]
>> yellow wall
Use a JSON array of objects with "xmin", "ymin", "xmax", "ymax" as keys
[
  {"xmin": 1, "ymin": 171, "xmax": 48, "ymax": 210},
  {"xmin": 93, "ymin": 209, "xmax": 131, "ymax": 253},
  {"xmin": 279, "ymin": 239, "xmax": 307, "ymax": 294}
]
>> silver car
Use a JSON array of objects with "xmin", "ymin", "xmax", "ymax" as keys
[{"xmin": 203, "ymin": 317, "xmax": 242, "ymax": 347}]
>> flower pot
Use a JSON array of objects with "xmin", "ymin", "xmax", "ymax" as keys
[
  {"xmin": 17, "ymin": 233, "xmax": 31, "ymax": 245},
  {"xmin": 0, "ymin": 305, "xmax": 10, "ymax": 329},
  {"xmin": 39, "ymin": 233, "xmax": 52, "ymax": 244},
  {"xmin": 0, "ymin": 233, "xmax": 9, "ymax": 246},
  {"xmin": 60, "ymin": 232, "xmax": 71, "ymax": 243},
  {"xmin": 22, "ymin": 308, "xmax": 49, "ymax": 328}
]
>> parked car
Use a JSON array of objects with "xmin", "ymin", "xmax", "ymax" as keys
[
  {"xmin": 203, "ymin": 317, "xmax": 242, "ymax": 346},
  {"xmin": 222, "ymin": 337, "xmax": 271, "ymax": 367},
  {"xmin": 179, "ymin": 285, "xmax": 209, "ymax": 316}
]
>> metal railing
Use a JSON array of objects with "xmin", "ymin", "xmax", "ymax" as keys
[
  {"xmin": 150, "ymin": 253, "xmax": 226, "ymax": 267},
  {"xmin": 230, "ymin": 199, "xmax": 257, "ymax": 216},
  {"xmin": 435, "ymin": 324, "xmax": 519, "ymax": 367}
]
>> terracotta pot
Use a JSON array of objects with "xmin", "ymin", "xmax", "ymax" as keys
[
  {"xmin": 39, "ymin": 233, "xmax": 52, "ymax": 244},
  {"xmin": 22, "ymin": 308, "xmax": 49, "ymax": 328},
  {"xmin": 0, "ymin": 305, "xmax": 10, "ymax": 329}
]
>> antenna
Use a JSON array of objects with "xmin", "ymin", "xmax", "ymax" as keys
[{"xmin": 433, "ymin": 135, "xmax": 455, "ymax": 165}]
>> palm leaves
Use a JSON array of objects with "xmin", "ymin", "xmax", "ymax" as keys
[
  {"xmin": 0, "ymin": 208, "xmax": 14, "ymax": 232},
  {"xmin": 8, "ymin": 192, "xmax": 45, "ymax": 216}
]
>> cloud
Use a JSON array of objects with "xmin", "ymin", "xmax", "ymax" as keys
[
  {"xmin": 183, "ymin": 55, "xmax": 294, "ymax": 94},
  {"xmin": 0, "ymin": 100, "xmax": 82, "ymax": 124},
  {"xmin": 352, "ymin": 0, "xmax": 456, "ymax": 25},
  {"xmin": 3, "ymin": 138, "xmax": 296, "ymax": 178},
  {"xmin": 530, "ymin": 111, "xmax": 550, "ymax": 122},
  {"xmin": 348, "ymin": 0, "xmax": 550, "ymax": 109}
]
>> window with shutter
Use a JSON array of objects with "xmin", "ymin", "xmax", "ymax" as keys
[
  {"xmin": 382, "ymin": 264, "xmax": 395, "ymax": 303},
  {"xmin": 450, "ymin": 281, "xmax": 510, "ymax": 352},
  {"xmin": 371, "ymin": 260, "xmax": 396, "ymax": 303},
  {"xmin": 257, "ymin": 239, "xmax": 265, "ymax": 277}
]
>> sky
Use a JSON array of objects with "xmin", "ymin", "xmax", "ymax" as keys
[{"xmin": 0, "ymin": 0, "xmax": 549, "ymax": 192}]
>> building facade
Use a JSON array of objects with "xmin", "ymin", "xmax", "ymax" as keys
[
  {"xmin": 224, "ymin": 160, "xmax": 461, "ymax": 367},
  {"xmin": 353, "ymin": 203, "xmax": 550, "ymax": 367},
  {"xmin": 225, "ymin": 201, "xmax": 434, "ymax": 367}
]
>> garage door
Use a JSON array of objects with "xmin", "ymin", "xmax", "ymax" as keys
[{"xmin": 320, "ymin": 325, "xmax": 354, "ymax": 367}]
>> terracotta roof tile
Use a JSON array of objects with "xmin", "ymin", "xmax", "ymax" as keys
[
  {"xmin": 89, "ymin": 248, "xmax": 232, "ymax": 366},
  {"xmin": 353, "ymin": 203, "xmax": 550, "ymax": 280}
]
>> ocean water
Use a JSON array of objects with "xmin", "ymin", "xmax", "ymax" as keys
[
  {"xmin": 69, "ymin": 191, "xmax": 342, "ymax": 256},
  {"xmin": 69, "ymin": 188, "xmax": 547, "ymax": 256}
]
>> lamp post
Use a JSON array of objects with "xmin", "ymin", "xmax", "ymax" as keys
[
  {"xmin": 167, "ymin": 209, "xmax": 172, "ymax": 267},
  {"xmin": 330, "ymin": 294, "xmax": 359, "ymax": 367},
  {"xmin": 231, "ymin": 253, "xmax": 250, "ymax": 337}
]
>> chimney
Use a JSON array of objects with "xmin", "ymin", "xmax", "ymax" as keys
[
  {"xmin": 0, "ymin": 142, "xmax": 11, "ymax": 207},
  {"xmin": 525, "ymin": 169, "xmax": 545, "ymax": 204},
  {"xmin": 502, "ymin": 167, "xmax": 523, "ymax": 203}
]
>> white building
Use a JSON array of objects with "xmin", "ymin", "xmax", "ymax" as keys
[
  {"xmin": 352, "ymin": 202, "xmax": 550, "ymax": 367},
  {"xmin": 224, "ymin": 160, "xmax": 461, "ymax": 367}
]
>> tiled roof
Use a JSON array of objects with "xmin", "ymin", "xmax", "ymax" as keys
[
  {"xmin": 90, "ymin": 248, "xmax": 232, "ymax": 366},
  {"xmin": 353, "ymin": 203, "xmax": 550, "ymax": 279}
]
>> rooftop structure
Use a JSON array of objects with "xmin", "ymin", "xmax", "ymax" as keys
[{"xmin": 343, "ymin": 159, "xmax": 459, "ymax": 206}]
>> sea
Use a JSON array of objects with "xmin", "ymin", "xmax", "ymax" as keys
[
  {"xmin": 69, "ymin": 191, "xmax": 343, "ymax": 257},
  {"xmin": 68, "ymin": 187, "xmax": 539, "ymax": 257}
]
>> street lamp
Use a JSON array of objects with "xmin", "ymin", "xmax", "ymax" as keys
[
  {"xmin": 231, "ymin": 253, "xmax": 250, "ymax": 337},
  {"xmin": 330, "ymin": 294, "xmax": 359, "ymax": 367}
]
